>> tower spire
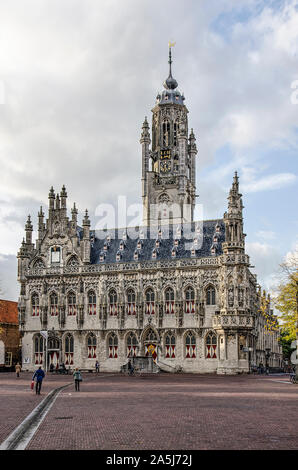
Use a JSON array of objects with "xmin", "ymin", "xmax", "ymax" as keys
[{"xmin": 164, "ymin": 42, "xmax": 178, "ymax": 90}]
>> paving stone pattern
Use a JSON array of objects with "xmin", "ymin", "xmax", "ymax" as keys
[{"xmin": 18, "ymin": 373, "xmax": 298, "ymax": 450}]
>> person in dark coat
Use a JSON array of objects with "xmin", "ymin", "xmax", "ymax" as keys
[
  {"xmin": 33, "ymin": 366, "xmax": 45, "ymax": 395},
  {"xmin": 73, "ymin": 368, "xmax": 82, "ymax": 391},
  {"xmin": 128, "ymin": 360, "xmax": 134, "ymax": 375}
]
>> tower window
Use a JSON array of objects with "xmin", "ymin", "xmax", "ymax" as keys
[
  {"xmin": 162, "ymin": 121, "xmax": 170, "ymax": 147},
  {"xmin": 174, "ymin": 122, "xmax": 178, "ymax": 146}
]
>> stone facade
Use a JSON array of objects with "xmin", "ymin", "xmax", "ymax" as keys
[{"xmin": 17, "ymin": 48, "xmax": 281, "ymax": 374}]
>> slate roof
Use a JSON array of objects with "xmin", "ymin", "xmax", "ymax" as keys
[{"xmin": 89, "ymin": 220, "xmax": 225, "ymax": 265}]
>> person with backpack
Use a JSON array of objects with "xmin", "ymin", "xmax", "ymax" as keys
[{"xmin": 73, "ymin": 368, "xmax": 82, "ymax": 391}]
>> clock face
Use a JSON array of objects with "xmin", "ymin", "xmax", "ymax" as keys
[
  {"xmin": 160, "ymin": 149, "xmax": 171, "ymax": 160},
  {"xmin": 160, "ymin": 161, "xmax": 171, "ymax": 173}
]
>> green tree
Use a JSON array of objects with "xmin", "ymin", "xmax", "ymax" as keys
[
  {"xmin": 274, "ymin": 250, "xmax": 298, "ymax": 375},
  {"xmin": 275, "ymin": 270, "xmax": 298, "ymax": 342}
]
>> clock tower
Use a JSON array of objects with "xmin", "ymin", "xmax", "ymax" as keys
[{"xmin": 141, "ymin": 45, "xmax": 198, "ymax": 227}]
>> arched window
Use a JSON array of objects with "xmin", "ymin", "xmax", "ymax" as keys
[
  {"xmin": 127, "ymin": 289, "xmax": 136, "ymax": 315},
  {"xmin": 173, "ymin": 122, "xmax": 178, "ymax": 146},
  {"xmin": 206, "ymin": 286, "xmax": 216, "ymax": 305},
  {"xmin": 50, "ymin": 292, "xmax": 58, "ymax": 316},
  {"xmin": 66, "ymin": 255, "xmax": 79, "ymax": 267},
  {"xmin": 65, "ymin": 334, "xmax": 74, "ymax": 365},
  {"xmin": 48, "ymin": 337, "xmax": 59, "ymax": 350},
  {"xmin": 206, "ymin": 332, "xmax": 217, "ymax": 359},
  {"xmin": 127, "ymin": 332, "xmax": 138, "ymax": 357},
  {"xmin": 145, "ymin": 288, "xmax": 155, "ymax": 315},
  {"xmin": 87, "ymin": 334, "xmax": 97, "ymax": 359},
  {"xmin": 34, "ymin": 335, "xmax": 44, "ymax": 365},
  {"xmin": 109, "ymin": 289, "xmax": 118, "ymax": 316},
  {"xmin": 162, "ymin": 120, "xmax": 170, "ymax": 147},
  {"xmin": 165, "ymin": 287, "xmax": 175, "ymax": 314},
  {"xmin": 67, "ymin": 292, "xmax": 76, "ymax": 316},
  {"xmin": 145, "ymin": 328, "xmax": 157, "ymax": 342},
  {"xmin": 185, "ymin": 332, "xmax": 196, "ymax": 358},
  {"xmin": 88, "ymin": 290, "xmax": 97, "ymax": 315},
  {"xmin": 32, "ymin": 293, "xmax": 39, "ymax": 317},
  {"xmin": 108, "ymin": 333, "xmax": 118, "ymax": 359},
  {"xmin": 165, "ymin": 334, "xmax": 176, "ymax": 358},
  {"xmin": 185, "ymin": 286, "xmax": 195, "ymax": 313}
]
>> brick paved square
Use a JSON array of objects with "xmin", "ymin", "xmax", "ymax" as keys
[{"xmin": 0, "ymin": 372, "xmax": 292, "ymax": 451}]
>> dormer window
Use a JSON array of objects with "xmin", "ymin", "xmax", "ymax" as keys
[
  {"xmin": 152, "ymin": 249, "xmax": 158, "ymax": 259},
  {"xmin": 191, "ymin": 248, "xmax": 196, "ymax": 257},
  {"xmin": 99, "ymin": 251, "xmax": 106, "ymax": 262},
  {"xmin": 119, "ymin": 240, "xmax": 125, "ymax": 251},
  {"xmin": 51, "ymin": 246, "xmax": 61, "ymax": 264},
  {"xmin": 137, "ymin": 239, "xmax": 143, "ymax": 250},
  {"xmin": 155, "ymin": 239, "xmax": 160, "ymax": 248},
  {"xmin": 134, "ymin": 250, "xmax": 139, "ymax": 261},
  {"xmin": 171, "ymin": 247, "xmax": 177, "ymax": 258},
  {"xmin": 211, "ymin": 245, "xmax": 216, "ymax": 255},
  {"xmin": 174, "ymin": 239, "xmax": 179, "ymax": 247},
  {"xmin": 116, "ymin": 250, "xmax": 121, "ymax": 261},
  {"xmin": 103, "ymin": 242, "xmax": 109, "ymax": 251}
]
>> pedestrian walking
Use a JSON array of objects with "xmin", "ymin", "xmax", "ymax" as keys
[
  {"xmin": 95, "ymin": 361, "xmax": 99, "ymax": 373},
  {"xmin": 15, "ymin": 362, "xmax": 21, "ymax": 378},
  {"xmin": 32, "ymin": 366, "xmax": 45, "ymax": 395},
  {"xmin": 128, "ymin": 360, "xmax": 134, "ymax": 376},
  {"xmin": 73, "ymin": 368, "xmax": 82, "ymax": 391}
]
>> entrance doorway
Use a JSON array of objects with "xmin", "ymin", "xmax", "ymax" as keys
[
  {"xmin": 143, "ymin": 328, "xmax": 158, "ymax": 363},
  {"xmin": 47, "ymin": 337, "xmax": 60, "ymax": 371}
]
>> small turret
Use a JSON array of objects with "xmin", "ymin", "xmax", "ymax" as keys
[
  {"xmin": 71, "ymin": 202, "xmax": 78, "ymax": 226},
  {"xmin": 82, "ymin": 209, "xmax": 91, "ymax": 264},
  {"xmin": 25, "ymin": 215, "xmax": 33, "ymax": 245},
  {"xmin": 48, "ymin": 186, "xmax": 55, "ymax": 212},
  {"xmin": 223, "ymin": 172, "xmax": 245, "ymax": 254}
]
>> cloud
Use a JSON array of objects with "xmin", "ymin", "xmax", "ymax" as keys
[
  {"xmin": 246, "ymin": 241, "xmax": 282, "ymax": 292},
  {"xmin": 0, "ymin": 0, "xmax": 297, "ymax": 299},
  {"xmin": 242, "ymin": 172, "xmax": 297, "ymax": 192},
  {"xmin": 256, "ymin": 230, "xmax": 276, "ymax": 241}
]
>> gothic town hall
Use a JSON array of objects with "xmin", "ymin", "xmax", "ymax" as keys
[{"xmin": 17, "ymin": 48, "xmax": 278, "ymax": 374}]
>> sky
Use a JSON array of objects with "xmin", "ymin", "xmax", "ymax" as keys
[{"xmin": 0, "ymin": 0, "xmax": 297, "ymax": 301}]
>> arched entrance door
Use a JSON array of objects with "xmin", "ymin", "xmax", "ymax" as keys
[
  {"xmin": 47, "ymin": 336, "xmax": 60, "ymax": 370},
  {"xmin": 143, "ymin": 328, "xmax": 158, "ymax": 362}
]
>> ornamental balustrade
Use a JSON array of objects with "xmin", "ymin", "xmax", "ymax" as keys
[
  {"xmin": 25, "ymin": 256, "xmax": 221, "ymax": 278},
  {"xmin": 212, "ymin": 315, "xmax": 254, "ymax": 329}
]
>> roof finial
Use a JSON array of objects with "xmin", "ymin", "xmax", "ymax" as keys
[{"xmin": 164, "ymin": 42, "xmax": 178, "ymax": 90}]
